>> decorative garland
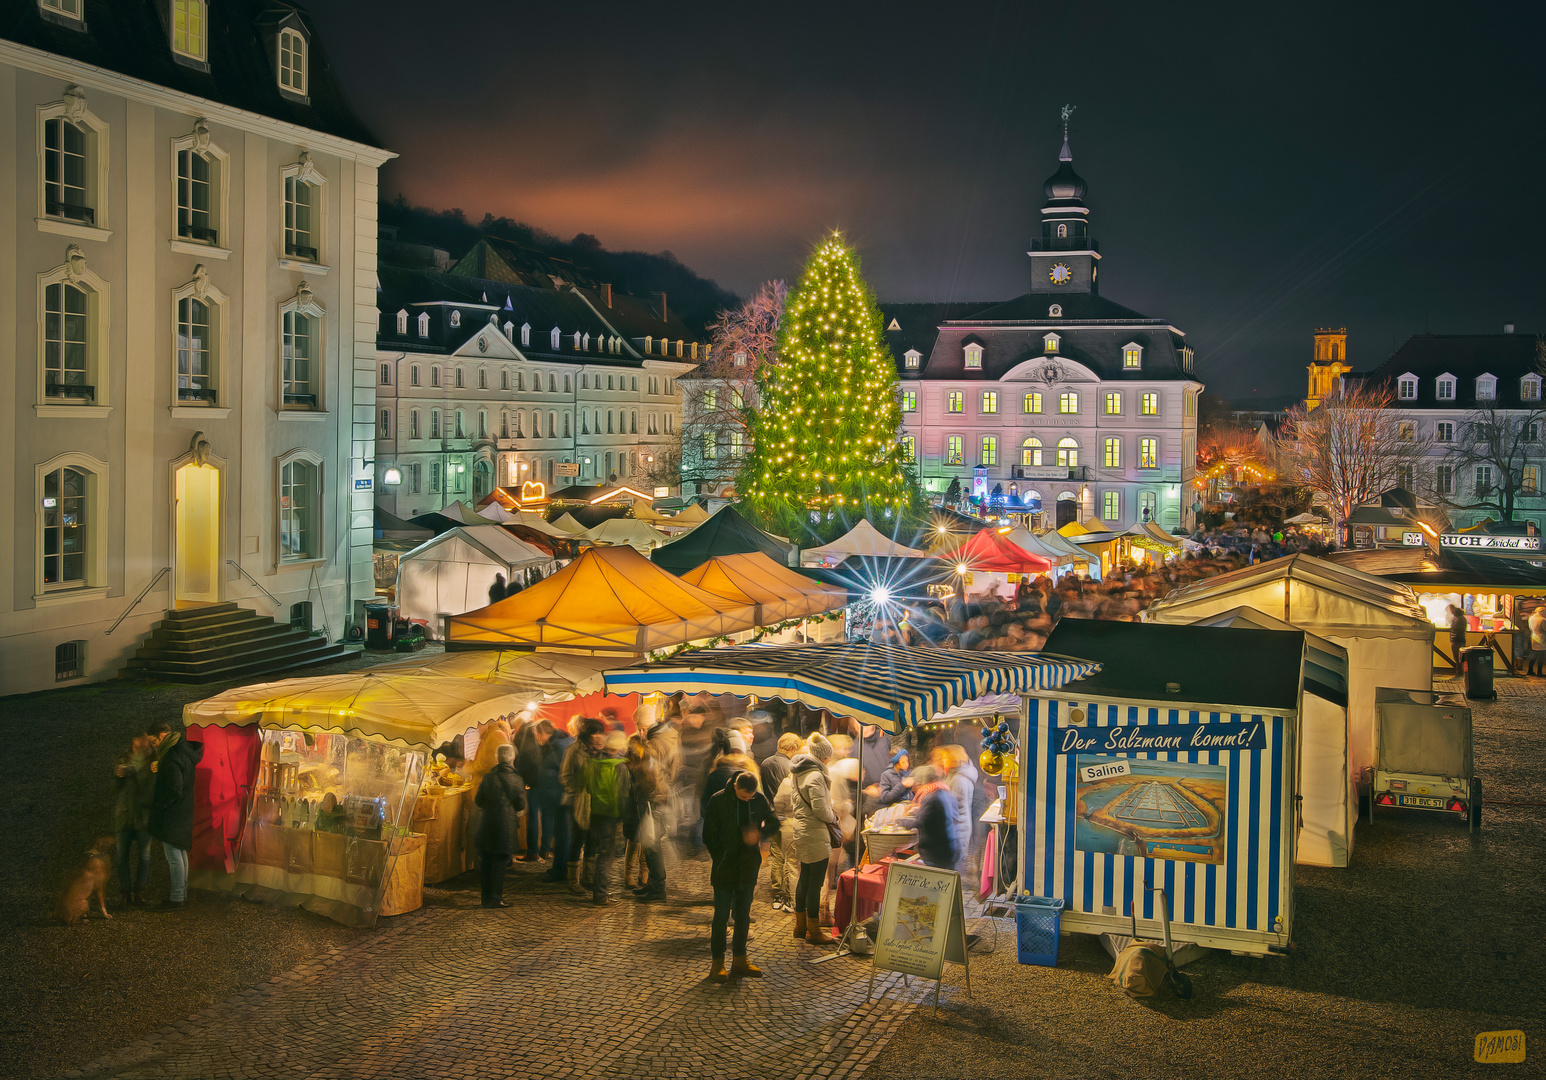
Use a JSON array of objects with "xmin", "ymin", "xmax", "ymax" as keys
[{"xmin": 645, "ymin": 610, "xmax": 846, "ymax": 663}]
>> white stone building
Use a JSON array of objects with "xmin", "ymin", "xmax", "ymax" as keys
[{"xmin": 0, "ymin": 0, "xmax": 392, "ymax": 694}]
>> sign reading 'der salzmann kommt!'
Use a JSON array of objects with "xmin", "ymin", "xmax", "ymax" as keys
[
  {"xmin": 1441, "ymin": 533, "xmax": 1542, "ymax": 551},
  {"xmin": 1054, "ymin": 720, "xmax": 1267, "ymax": 755}
]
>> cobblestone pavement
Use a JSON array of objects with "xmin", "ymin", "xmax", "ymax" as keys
[{"xmin": 64, "ymin": 852, "xmax": 933, "ymax": 1080}]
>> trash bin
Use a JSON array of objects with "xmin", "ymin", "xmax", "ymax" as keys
[
  {"xmin": 364, "ymin": 603, "xmax": 396, "ymax": 650},
  {"xmin": 1461, "ymin": 645, "xmax": 1494, "ymax": 700}
]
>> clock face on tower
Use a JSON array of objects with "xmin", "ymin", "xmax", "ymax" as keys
[{"xmin": 1049, "ymin": 263, "xmax": 1073, "ymax": 285}]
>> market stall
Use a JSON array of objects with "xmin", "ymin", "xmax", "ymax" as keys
[
  {"xmin": 1035, "ymin": 528, "xmax": 1101, "ymax": 580},
  {"xmin": 679, "ymin": 552, "xmax": 849, "ymax": 624},
  {"xmin": 184, "ymin": 672, "xmax": 534, "ymax": 925},
  {"xmin": 582, "ymin": 516, "xmax": 669, "ymax": 554},
  {"xmin": 950, "ymin": 528, "xmax": 1054, "ymax": 600},
  {"xmin": 1127, "ymin": 521, "xmax": 1182, "ymax": 563},
  {"xmin": 446, "ymin": 544, "xmax": 760, "ymax": 653},
  {"xmin": 1388, "ymin": 552, "xmax": 1546, "ymax": 673},
  {"xmin": 1029, "ymin": 618, "xmax": 1312, "ymax": 955},
  {"xmin": 800, "ymin": 519, "xmax": 929, "ymax": 568},
  {"xmin": 1144, "ymin": 555, "xmax": 1433, "ymax": 782},
  {"xmin": 1001, "ymin": 526, "xmax": 1093, "ymax": 579},
  {"xmin": 651, "ymin": 504, "xmax": 797, "ymax": 573},
  {"xmin": 395, "ymin": 525, "xmax": 558, "ymax": 638}
]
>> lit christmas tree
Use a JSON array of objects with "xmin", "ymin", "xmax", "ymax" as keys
[{"xmin": 740, "ymin": 233, "xmax": 920, "ymax": 538}]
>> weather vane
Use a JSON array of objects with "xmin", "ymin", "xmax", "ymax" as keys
[{"xmin": 1061, "ymin": 103, "xmax": 1076, "ymax": 123}]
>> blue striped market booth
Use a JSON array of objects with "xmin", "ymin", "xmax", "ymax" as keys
[{"xmin": 1029, "ymin": 619, "xmax": 1316, "ymax": 957}]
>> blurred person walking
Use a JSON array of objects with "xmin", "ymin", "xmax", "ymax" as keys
[
  {"xmin": 538, "ymin": 719, "xmax": 574, "ymax": 884},
  {"xmin": 624, "ymin": 734, "xmax": 669, "ymax": 901},
  {"xmin": 113, "ymin": 722, "xmax": 168, "ymax": 906},
  {"xmin": 561, "ymin": 717, "xmax": 605, "ymax": 894},
  {"xmin": 703, "ymin": 771, "xmax": 781, "ymax": 982},
  {"xmin": 147, "ymin": 727, "xmax": 203, "ymax": 911},
  {"xmin": 586, "ymin": 730, "xmax": 631, "ymax": 905},
  {"xmin": 473, "ymin": 744, "xmax": 526, "ymax": 908},
  {"xmin": 762, "ymin": 733, "xmax": 802, "ymax": 911},
  {"xmin": 782, "ymin": 732, "xmax": 836, "ymax": 945}
]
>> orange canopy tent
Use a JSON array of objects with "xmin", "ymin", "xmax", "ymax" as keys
[
  {"xmin": 678, "ymin": 552, "xmax": 848, "ymax": 625},
  {"xmin": 952, "ymin": 528, "xmax": 1055, "ymax": 574},
  {"xmin": 446, "ymin": 545, "xmax": 759, "ymax": 653}
]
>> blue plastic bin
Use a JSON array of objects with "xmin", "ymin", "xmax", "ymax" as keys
[{"xmin": 1015, "ymin": 896, "xmax": 1065, "ymax": 966}]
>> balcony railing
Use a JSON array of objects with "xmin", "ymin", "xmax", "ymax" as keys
[
  {"xmin": 179, "ymin": 223, "xmax": 219, "ymax": 244},
  {"xmin": 46, "ymin": 381, "xmax": 95, "ymax": 401},
  {"xmin": 285, "ymin": 242, "xmax": 319, "ymax": 262},
  {"xmin": 47, "ymin": 199, "xmax": 95, "ymax": 225},
  {"xmin": 1012, "ymin": 465, "xmax": 1089, "ymax": 481},
  {"xmin": 177, "ymin": 387, "xmax": 218, "ymax": 403},
  {"xmin": 283, "ymin": 392, "xmax": 318, "ymax": 408}
]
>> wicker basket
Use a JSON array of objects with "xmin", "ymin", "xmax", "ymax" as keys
[{"xmin": 863, "ymin": 828, "xmax": 917, "ymax": 862}]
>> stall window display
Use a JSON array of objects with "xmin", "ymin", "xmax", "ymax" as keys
[
  {"xmin": 1415, "ymin": 590, "xmax": 1510, "ymax": 633},
  {"xmin": 239, "ymin": 730, "xmax": 426, "ymax": 926}
]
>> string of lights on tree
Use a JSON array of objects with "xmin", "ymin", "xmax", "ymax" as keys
[{"xmin": 740, "ymin": 233, "xmax": 920, "ymax": 535}]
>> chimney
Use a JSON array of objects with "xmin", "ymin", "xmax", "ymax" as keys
[
  {"xmin": 600, "ymin": 283, "xmax": 612, "ymax": 308},
  {"xmin": 654, "ymin": 291, "xmax": 667, "ymax": 322},
  {"xmin": 1504, "ymin": 323, "xmax": 1515, "ymax": 334}
]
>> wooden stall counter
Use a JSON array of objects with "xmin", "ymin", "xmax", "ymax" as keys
[
  {"xmin": 413, "ymin": 784, "xmax": 473, "ymax": 884},
  {"xmin": 380, "ymin": 833, "xmax": 427, "ymax": 917}
]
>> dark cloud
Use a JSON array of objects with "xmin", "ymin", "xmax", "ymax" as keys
[{"xmin": 308, "ymin": 0, "xmax": 1546, "ymax": 398}]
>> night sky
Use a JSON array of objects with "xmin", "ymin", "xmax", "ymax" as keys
[{"xmin": 307, "ymin": 0, "xmax": 1545, "ymax": 401}]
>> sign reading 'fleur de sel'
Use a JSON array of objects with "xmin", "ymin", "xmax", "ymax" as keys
[{"xmin": 1055, "ymin": 720, "xmax": 1267, "ymax": 755}]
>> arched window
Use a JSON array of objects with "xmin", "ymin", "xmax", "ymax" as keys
[
  {"xmin": 1056, "ymin": 224, "xmax": 1067, "ymax": 238},
  {"xmin": 278, "ymin": 453, "xmax": 320, "ymax": 562},
  {"xmin": 430, "ymin": 409, "xmax": 440, "ymax": 438},
  {"xmin": 39, "ymin": 459, "xmax": 100, "ymax": 589},
  {"xmin": 277, "ymin": 27, "xmax": 307, "ymax": 95},
  {"xmin": 396, "ymin": 310, "xmax": 409, "ymax": 334},
  {"xmin": 450, "ymin": 309, "xmax": 461, "ymax": 328},
  {"xmin": 1057, "ymin": 438, "xmax": 1079, "ymax": 467},
  {"xmin": 1021, "ymin": 437, "xmax": 1043, "ymax": 467}
]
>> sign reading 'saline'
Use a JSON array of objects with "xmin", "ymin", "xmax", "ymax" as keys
[
  {"xmin": 1056, "ymin": 720, "xmax": 1267, "ymax": 755},
  {"xmin": 1441, "ymin": 533, "xmax": 1542, "ymax": 551}
]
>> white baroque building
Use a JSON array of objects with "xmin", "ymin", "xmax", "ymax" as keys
[
  {"xmin": 0, "ymin": 0, "xmax": 392, "ymax": 693},
  {"xmin": 882, "ymin": 126, "xmax": 1202, "ymax": 530}
]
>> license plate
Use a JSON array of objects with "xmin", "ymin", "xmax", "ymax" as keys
[{"xmin": 1397, "ymin": 795, "xmax": 1446, "ymax": 808}]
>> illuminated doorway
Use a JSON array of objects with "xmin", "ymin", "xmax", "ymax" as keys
[{"xmin": 174, "ymin": 462, "xmax": 221, "ymax": 606}]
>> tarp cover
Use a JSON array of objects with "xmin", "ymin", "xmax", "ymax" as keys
[
  {"xmin": 372, "ymin": 650, "xmax": 616, "ymax": 698},
  {"xmin": 605, "ymin": 642, "xmax": 1099, "ymax": 733},
  {"xmin": 182, "ymin": 672, "xmax": 534, "ymax": 751},
  {"xmin": 1376, "ymin": 688, "xmax": 1473, "ymax": 777},
  {"xmin": 651, "ymin": 504, "xmax": 796, "ymax": 573},
  {"xmin": 583, "ymin": 517, "xmax": 669, "ymax": 553},
  {"xmin": 396, "ymin": 525, "xmax": 558, "ymax": 638},
  {"xmin": 1004, "ymin": 526, "xmax": 1093, "ymax": 568},
  {"xmin": 800, "ymin": 519, "xmax": 929, "ymax": 566},
  {"xmin": 951, "ymin": 529, "xmax": 1055, "ymax": 574},
  {"xmin": 669, "ymin": 503, "xmax": 712, "ymax": 526},
  {"xmin": 678, "ymin": 552, "xmax": 849, "ymax": 624},
  {"xmin": 447, "ymin": 544, "xmax": 759, "ymax": 652},
  {"xmin": 551, "ymin": 512, "xmax": 589, "ymax": 534}
]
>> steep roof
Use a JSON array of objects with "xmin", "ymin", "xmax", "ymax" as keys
[
  {"xmin": 651, "ymin": 504, "xmax": 795, "ymax": 574},
  {"xmin": 881, "ymin": 302, "xmax": 992, "ymax": 365},
  {"xmin": 1357, "ymin": 333, "xmax": 1542, "ymax": 409},
  {"xmin": 0, "ymin": 0, "xmax": 381, "ymax": 148}
]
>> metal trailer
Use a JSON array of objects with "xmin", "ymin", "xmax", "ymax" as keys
[{"xmin": 1369, "ymin": 688, "xmax": 1479, "ymax": 832}]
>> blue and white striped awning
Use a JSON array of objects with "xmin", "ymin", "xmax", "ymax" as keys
[{"xmin": 603, "ymin": 643, "xmax": 1100, "ymax": 733}]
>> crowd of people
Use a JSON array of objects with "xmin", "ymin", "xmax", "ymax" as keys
[{"xmin": 462, "ymin": 700, "xmax": 992, "ymax": 980}]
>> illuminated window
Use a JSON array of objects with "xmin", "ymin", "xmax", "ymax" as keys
[
  {"xmin": 1104, "ymin": 392, "xmax": 1121, "ymax": 415},
  {"xmin": 1523, "ymin": 466, "xmax": 1539, "ymax": 495},
  {"xmin": 947, "ymin": 390, "xmax": 963, "ymax": 413},
  {"xmin": 1141, "ymin": 392, "xmax": 1158, "ymax": 416},
  {"xmin": 1103, "ymin": 491, "xmax": 1121, "ymax": 520},
  {"xmin": 900, "ymin": 389, "xmax": 916, "ymax": 411},
  {"xmin": 1122, "ymin": 343, "xmax": 1143, "ymax": 369},
  {"xmin": 1103, "ymin": 438, "xmax": 1121, "ymax": 468},
  {"xmin": 409, "ymin": 410, "xmax": 419, "ymax": 439},
  {"xmin": 1023, "ymin": 392, "xmax": 1042, "ymax": 414},
  {"xmin": 378, "ymin": 409, "xmax": 391, "ymax": 438},
  {"xmin": 1044, "ymin": 333, "xmax": 1060, "ymax": 354},
  {"xmin": 981, "ymin": 436, "xmax": 997, "ymax": 466},
  {"xmin": 171, "ymin": 0, "xmax": 206, "ymax": 61},
  {"xmin": 730, "ymin": 431, "xmax": 744, "ymax": 458},
  {"xmin": 901, "ymin": 435, "xmax": 915, "ymax": 462},
  {"xmin": 1057, "ymin": 438, "xmax": 1078, "ymax": 467},
  {"xmin": 703, "ymin": 432, "xmax": 717, "ymax": 460},
  {"xmin": 964, "ymin": 343, "xmax": 983, "ymax": 369},
  {"xmin": 1521, "ymin": 376, "xmax": 1542, "ymax": 402},
  {"xmin": 278, "ymin": 28, "xmax": 307, "ymax": 96},
  {"xmin": 1021, "ymin": 438, "xmax": 1042, "ymax": 466},
  {"xmin": 1140, "ymin": 437, "xmax": 1158, "ymax": 468},
  {"xmin": 1398, "ymin": 421, "xmax": 1415, "ymax": 441},
  {"xmin": 1139, "ymin": 492, "xmax": 1157, "ymax": 521},
  {"xmin": 176, "ymin": 297, "xmax": 214, "ymax": 403},
  {"xmin": 1059, "ymin": 391, "xmax": 1078, "ymax": 414},
  {"xmin": 41, "ymin": 465, "xmax": 90, "ymax": 587},
  {"xmin": 904, "ymin": 350, "xmax": 921, "ymax": 369},
  {"xmin": 947, "ymin": 436, "xmax": 963, "ymax": 464},
  {"xmin": 981, "ymin": 391, "xmax": 998, "ymax": 414}
]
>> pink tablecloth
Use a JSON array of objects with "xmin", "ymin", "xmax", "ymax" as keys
[{"xmin": 834, "ymin": 861, "xmax": 892, "ymax": 930}]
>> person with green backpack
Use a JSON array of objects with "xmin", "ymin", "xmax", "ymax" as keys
[{"xmin": 586, "ymin": 729, "xmax": 632, "ymax": 905}]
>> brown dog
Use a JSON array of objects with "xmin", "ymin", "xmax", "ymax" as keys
[{"xmin": 57, "ymin": 836, "xmax": 115, "ymax": 925}]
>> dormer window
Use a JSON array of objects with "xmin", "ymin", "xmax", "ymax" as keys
[
  {"xmin": 1043, "ymin": 333, "xmax": 1061, "ymax": 354},
  {"xmin": 417, "ymin": 312, "xmax": 429, "ymax": 337},
  {"xmin": 886, "ymin": 318, "xmax": 900, "ymax": 331},
  {"xmin": 1122, "ymin": 343, "xmax": 1143, "ymax": 369},
  {"xmin": 963, "ymin": 343, "xmax": 983, "ymax": 369},
  {"xmin": 1048, "ymin": 304, "xmax": 1062, "ymax": 317},
  {"xmin": 278, "ymin": 28, "xmax": 307, "ymax": 97},
  {"xmin": 449, "ymin": 310, "xmax": 461, "ymax": 328},
  {"xmin": 582, "ymin": 332, "xmax": 591, "ymax": 351},
  {"xmin": 503, "ymin": 321, "xmax": 514, "ymax": 340},
  {"xmin": 396, "ymin": 310, "xmax": 408, "ymax": 334},
  {"xmin": 1476, "ymin": 373, "xmax": 1497, "ymax": 401},
  {"xmin": 1397, "ymin": 373, "xmax": 1418, "ymax": 400},
  {"xmin": 40, "ymin": 0, "xmax": 83, "ymax": 23},
  {"xmin": 1436, "ymin": 374, "xmax": 1456, "ymax": 401},
  {"xmin": 171, "ymin": 0, "xmax": 207, "ymax": 63},
  {"xmin": 734, "ymin": 351, "xmax": 747, "ymax": 367},
  {"xmin": 550, "ymin": 326, "xmax": 561, "ymax": 350},
  {"xmin": 904, "ymin": 350, "xmax": 921, "ymax": 370},
  {"xmin": 644, "ymin": 335, "xmax": 653, "ymax": 353},
  {"xmin": 1522, "ymin": 375, "xmax": 1542, "ymax": 402},
  {"xmin": 572, "ymin": 331, "xmax": 582, "ymax": 350},
  {"xmin": 520, "ymin": 322, "xmax": 530, "ymax": 346}
]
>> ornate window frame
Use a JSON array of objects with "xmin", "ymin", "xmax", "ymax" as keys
[
  {"xmin": 169, "ymin": 264, "xmax": 230, "ymax": 417},
  {"xmin": 277, "ymin": 279, "xmax": 327, "ymax": 415},
  {"xmin": 275, "ymin": 448, "xmax": 325, "ymax": 567},
  {"xmin": 33, "ymin": 450, "xmax": 109, "ymax": 605},
  {"xmin": 169, "ymin": 118, "xmax": 231, "ymax": 257},
  {"xmin": 36, "ymin": 244, "xmax": 111, "ymax": 417},
  {"xmin": 36, "ymin": 87, "xmax": 111, "ymax": 242},
  {"xmin": 279, "ymin": 152, "xmax": 327, "ymax": 271}
]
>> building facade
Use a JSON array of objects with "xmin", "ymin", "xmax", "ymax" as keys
[
  {"xmin": 1346, "ymin": 330, "xmax": 1544, "ymax": 532},
  {"xmin": 882, "ymin": 127, "xmax": 1203, "ymax": 530},
  {"xmin": 373, "ymin": 249, "xmax": 698, "ymax": 518},
  {"xmin": 0, "ymin": 1, "xmax": 392, "ymax": 694}
]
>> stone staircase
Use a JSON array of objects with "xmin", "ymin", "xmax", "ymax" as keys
[{"xmin": 125, "ymin": 602, "xmax": 352, "ymax": 684}]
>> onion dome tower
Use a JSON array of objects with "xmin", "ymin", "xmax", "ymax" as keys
[{"xmin": 1029, "ymin": 106, "xmax": 1100, "ymax": 295}]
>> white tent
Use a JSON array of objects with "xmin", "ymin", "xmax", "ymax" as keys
[
  {"xmin": 800, "ymin": 519, "xmax": 929, "ymax": 567},
  {"xmin": 551, "ymin": 512, "xmax": 588, "ymax": 534},
  {"xmin": 1034, "ymin": 528, "xmax": 1099, "ymax": 576},
  {"xmin": 477, "ymin": 501, "xmax": 515, "ymax": 523},
  {"xmin": 584, "ymin": 517, "xmax": 669, "ymax": 554},
  {"xmin": 1191, "ymin": 605, "xmax": 1355, "ymax": 867},
  {"xmin": 1144, "ymin": 555, "xmax": 1432, "ymax": 783},
  {"xmin": 506, "ymin": 510, "xmax": 572, "ymax": 539},
  {"xmin": 1004, "ymin": 526, "xmax": 1093, "ymax": 572},
  {"xmin": 436, "ymin": 500, "xmax": 483, "ymax": 525},
  {"xmin": 395, "ymin": 525, "xmax": 558, "ymax": 639}
]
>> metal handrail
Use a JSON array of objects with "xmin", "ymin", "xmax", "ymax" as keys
[
  {"xmin": 227, "ymin": 560, "xmax": 281, "ymax": 610},
  {"xmin": 105, "ymin": 566, "xmax": 171, "ymax": 635}
]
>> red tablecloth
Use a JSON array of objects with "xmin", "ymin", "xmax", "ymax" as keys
[{"xmin": 834, "ymin": 858, "xmax": 915, "ymax": 929}]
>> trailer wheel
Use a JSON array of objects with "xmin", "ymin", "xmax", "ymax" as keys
[{"xmin": 1469, "ymin": 777, "xmax": 1482, "ymax": 831}]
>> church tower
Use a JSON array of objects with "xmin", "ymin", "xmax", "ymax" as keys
[
  {"xmin": 1306, "ymin": 327, "xmax": 1352, "ymax": 409},
  {"xmin": 1029, "ymin": 106, "xmax": 1100, "ymax": 295}
]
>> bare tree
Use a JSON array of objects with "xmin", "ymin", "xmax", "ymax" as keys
[
  {"xmin": 679, "ymin": 280, "xmax": 786, "ymax": 496},
  {"xmin": 1196, "ymin": 425, "xmax": 1274, "ymax": 503},
  {"xmin": 1441, "ymin": 404, "xmax": 1544, "ymax": 523},
  {"xmin": 1277, "ymin": 382, "xmax": 1431, "ymax": 545}
]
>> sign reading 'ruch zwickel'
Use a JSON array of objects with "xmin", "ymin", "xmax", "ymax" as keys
[{"xmin": 1055, "ymin": 720, "xmax": 1267, "ymax": 755}]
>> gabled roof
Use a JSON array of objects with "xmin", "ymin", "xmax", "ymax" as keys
[
  {"xmin": 881, "ymin": 303, "xmax": 991, "ymax": 371},
  {"xmin": 651, "ymin": 504, "xmax": 795, "ymax": 574},
  {"xmin": 0, "ymin": 0, "xmax": 382, "ymax": 149},
  {"xmin": 450, "ymin": 237, "xmax": 604, "ymax": 291},
  {"xmin": 1359, "ymin": 334, "xmax": 1541, "ymax": 409},
  {"xmin": 952, "ymin": 528, "xmax": 1054, "ymax": 574}
]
